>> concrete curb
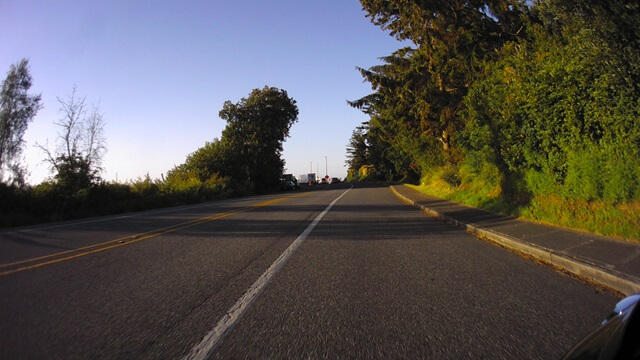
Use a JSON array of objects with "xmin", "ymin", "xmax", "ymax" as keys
[{"xmin": 390, "ymin": 186, "xmax": 640, "ymax": 296}]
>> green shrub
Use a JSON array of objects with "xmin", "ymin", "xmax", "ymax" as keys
[
  {"xmin": 1, "ymin": 175, "xmax": 230, "ymax": 228},
  {"xmin": 130, "ymin": 174, "xmax": 160, "ymax": 197},
  {"xmin": 441, "ymin": 165, "xmax": 461, "ymax": 188},
  {"xmin": 601, "ymin": 144, "xmax": 639, "ymax": 203},
  {"xmin": 563, "ymin": 145, "xmax": 602, "ymax": 201}
]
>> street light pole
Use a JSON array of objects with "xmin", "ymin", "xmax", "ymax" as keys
[{"xmin": 325, "ymin": 156, "xmax": 328, "ymax": 177}]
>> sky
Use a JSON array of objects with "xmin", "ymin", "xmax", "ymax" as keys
[{"xmin": 1, "ymin": 0, "xmax": 405, "ymax": 184}]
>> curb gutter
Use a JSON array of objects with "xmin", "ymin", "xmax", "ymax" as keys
[{"xmin": 390, "ymin": 186, "xmax": 640, "ymax": 296}]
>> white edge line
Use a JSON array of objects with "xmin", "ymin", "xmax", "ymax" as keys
[{"xmin": 184, "ymin": 186, "xmax": 352, "ymax": 360}]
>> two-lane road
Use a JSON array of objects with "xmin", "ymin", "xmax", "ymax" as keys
[{"xmin": 0, "ymin": 185, "xmax": 617, "ymax": 359}]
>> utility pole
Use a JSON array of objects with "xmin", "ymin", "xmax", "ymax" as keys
[{"xmin": 325, "ymin": 156, "xmax": 328, "ymax": 177}]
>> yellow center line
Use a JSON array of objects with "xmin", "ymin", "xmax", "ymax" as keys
[{"xmin": 0, "ymin": 192, "xmax": 308, "ymax": 277}]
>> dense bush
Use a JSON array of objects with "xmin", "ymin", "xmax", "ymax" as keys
[
  {"xmin": 0, "ymin": 176, "xmax": 232, "ymax": 228},
  {"xmin": 463, "ymin": 1, "xmax": 640, "ymax": 203}
]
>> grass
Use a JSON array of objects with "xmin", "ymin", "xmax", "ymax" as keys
[
  {"xmin": 520, "ymin": 195, "xmax": 640, "ymax": 241},
  {"xmin": 408, "ymin": 168, "xmax": 640, "ymax": 242}
]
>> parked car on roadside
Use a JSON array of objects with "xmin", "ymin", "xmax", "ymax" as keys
[{"xmin": 330, "ymin": 177, "xmax": 340, "ymax": 184}]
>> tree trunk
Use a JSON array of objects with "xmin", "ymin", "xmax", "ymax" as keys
[{"xmin": 439, "ymin": 130, "xmax": 450, "ymax": 153}]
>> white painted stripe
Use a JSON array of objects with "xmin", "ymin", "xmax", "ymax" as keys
[{"xmin": 184, "ymin": 186, "xmax": 352, "ymax": 360}]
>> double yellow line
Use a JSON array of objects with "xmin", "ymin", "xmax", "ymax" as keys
[{"xmin": 0, "ymin": 193, "xmax": 306, "ymax": 277}]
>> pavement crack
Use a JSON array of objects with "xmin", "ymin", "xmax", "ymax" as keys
[
  {"xmin": 621, "ymin": 247, "xmax": 640, "ymax": 265},
  {"xmin": 562, "ymin": 239, "xmax": 594, "ymax": 252}
]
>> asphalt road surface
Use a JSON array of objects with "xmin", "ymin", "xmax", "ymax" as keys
[{"xmin": 0, "ymin": 184, "xmax": 619, "ymax": 359}]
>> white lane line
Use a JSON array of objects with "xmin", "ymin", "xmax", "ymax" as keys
[{"xmin": 184, "ymin": 186, "xmax": 352, "ymax": 360}]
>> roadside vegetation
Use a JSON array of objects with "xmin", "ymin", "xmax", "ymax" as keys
[
  {"xmin": 0, "ymin": 61, "xmax": 298, "ymax": 228},
  {"xmin": 346, "ymin": 0, "xmax": 640, "ymax": 241}
]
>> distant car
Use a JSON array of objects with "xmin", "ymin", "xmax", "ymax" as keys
[
  {"xmin": 280, "ymin": 181, "xmax": 296, "ymax": 191},
  {"xmin": 320, "ymin": 178, "xmax": 328, "ymax": 184},
  {"xmin": 561, "ymin": 293, "xmax": 640, "ymax": 359},
  {"xmin": 281, "ymin": 174, "xmax": 299, "ymax": 189},
  {"xmin": 330, "ymin": 177, "xmax": 340, "ymax": 184}
]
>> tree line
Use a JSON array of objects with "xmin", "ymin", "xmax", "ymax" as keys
[
  {"xmin": 347, "ymin": 0, "xmax": 640, "ymax": 205},
  {"xmin": 0, "ymin": 59, "xmax": 298, "ymax": 227},
  {"xmin": 164, "ymin": 86, "xmax": 298, "ymax": 195}
]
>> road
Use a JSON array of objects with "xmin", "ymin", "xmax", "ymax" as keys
[{"xmin": 0, "ymin": 184, "xmax": 618, "ymax": 359}]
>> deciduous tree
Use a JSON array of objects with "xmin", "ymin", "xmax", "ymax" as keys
[
  {"xmin": 36, "ymin": 87, "xmax": 106, "ymax": 192},
  {"xmin": 0, "ymin": 59, "xmax": 42, "ymax": 186},
  {"xmin": 218, "ymin": 86, "xmax": 298, "ymax": 192},
  {"xmin": 168, "ymin": 86, "xmax": 298, "ymax": 194}
]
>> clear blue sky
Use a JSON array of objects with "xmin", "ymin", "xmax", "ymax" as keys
[{"xmin": 1, "ymin": 0, "xmax": 403, "ymax": 184}]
